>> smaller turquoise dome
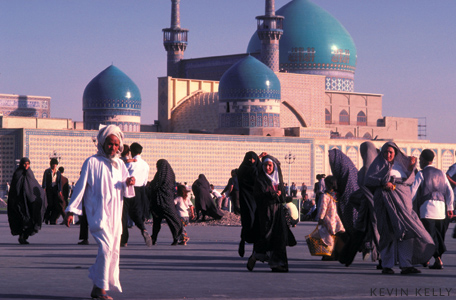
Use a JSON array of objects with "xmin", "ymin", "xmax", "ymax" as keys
[
  {"xmin": 83, "ymin": 65, "xmax": 141, "ymax": 110},
  {"xmin": 219, "ymin": 56, "xmax": 280, "ymax": 101}
]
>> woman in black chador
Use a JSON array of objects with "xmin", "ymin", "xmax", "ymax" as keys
[
  {"xmin": 192, "ymin": 174, "xmax": 224, "ymax": 221},
  {"xmin": 247, "ymin": 155, "xmax": 296, "ymax": 272},
  {"xmin": 237, "ymin": 151, "xmax": 266, "ymax": 257},
  {"xmin": 148, "ymin": 159, "xmax": 183, "ymax": 245},
  {"xmin": 8, "ymin": 157, "xmax": 46, "ymax": 244}
]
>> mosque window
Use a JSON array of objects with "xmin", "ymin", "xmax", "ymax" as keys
[
  {"xmin": 339, "ymin": 110, "xmax": 349, "ymax": 125},
  {"xmin": 325, "ymin": 109, "xmax": 331, "ymax": 124},
  {"xmin": 357, "ymin": 111, "xmax": 367, "ymax": 126},
  {"xmin": 345, "ymin": 131, "xmax": 354, "ymax": 138}
]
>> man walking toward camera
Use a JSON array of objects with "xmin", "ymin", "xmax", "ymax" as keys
[{"xmin": 411, "ymin": 149, "xmax": 454, "ymax": 270}]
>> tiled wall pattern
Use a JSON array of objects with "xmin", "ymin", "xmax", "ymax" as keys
[
  {"xmin": 2, "ymin": 128, "xmax": 456, "ymax": 198},
  {"xmin": 325, "ymin": 77, "xmax": 354, "ymax": 92},
  {"xmin": 261, "ymin": 43, "xmax": 280, "ymax": 72},
  {"xmin": 0, "ymin": 130, "xmax": 21, "ymax": 196},
  {"xmin": 18, "ymin": 130, "xmax": 313, "ymax": 193}
]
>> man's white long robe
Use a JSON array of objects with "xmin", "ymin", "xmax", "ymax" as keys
[{"xmin": 66, "ymin": 155, "xmax": 134, "ymax": 292}]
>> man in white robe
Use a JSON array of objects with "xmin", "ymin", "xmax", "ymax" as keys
[{"xmin": 65, "ymin": 125, "xmax": 135, "ymax": 300}]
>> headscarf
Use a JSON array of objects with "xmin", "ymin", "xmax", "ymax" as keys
[
  {"xmin": 328, "ymin": 148, "xmax": 359, "ymax": 235},
  {"xmin": 262, "ymin": 158, "xmax": 280, "ymax": 187},
  {"xmin": 11, "ymin": 158, "xmax": 32, "ymax": 197},
  {"xmin": 365, "ymin": 141, "xmax": 416, "ymax": 187},
  {"xmin": 255, "ymin": 155, "xmax": 284, "ymax": 203},
  {"xmin": 149, "ymin": 159, "xmax": 176, "ymax": 207},
  {"xmin": 328, "ymin": 149, "xmax": 359, "ymax": 199},
  {"xmin": 96, "ymin": 125, "xmax": 124, "ymax": 169},
  {"xmin": 358, "ymin": 141, "xmax": 378, "ymax": 186},
  {"xmin": 18, "ymin": 157, "xmax": 30, "ymax": 170},
  {"xmin": 194, "ymin": 174, "xmax": 211, "ymax": 191},
  {"xmin": 238, "ymin": 151, "xmax": 262, "ymax": 191}
]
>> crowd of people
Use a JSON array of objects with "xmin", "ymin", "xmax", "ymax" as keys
[
  {"xmin": 5, "ymin": 125, "xmax": 456, "ymax": 299},
  {"xmin": 302, "ymin": 141, "xmax": 455, "ymax": 276}
]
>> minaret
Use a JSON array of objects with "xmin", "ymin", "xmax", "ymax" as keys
[
  {"xmin": 256, "ymin": 0, "xmax": 284, "ymax": 72},
  {"xmin": 163, "ymin": 0, "xmax": 188, "ymax": 78}
]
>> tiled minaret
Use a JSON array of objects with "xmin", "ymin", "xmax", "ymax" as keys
[
  {"xmin": 256, "ymin": 0, "xmax": 284, "ymax": 72},
  {"xmin": 163, "ymin": 0, "xmax": 188, "ymax": 78}
]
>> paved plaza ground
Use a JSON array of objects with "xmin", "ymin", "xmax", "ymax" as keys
[{"xmin": 1, "ymin": 212, "xmax": 455, "ymax": 300}]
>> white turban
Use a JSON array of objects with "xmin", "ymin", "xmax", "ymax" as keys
[{"xmin": 96, "ymin": 125, "xmax": 124, "ymax": 166}]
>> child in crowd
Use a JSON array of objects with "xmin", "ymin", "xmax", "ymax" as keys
[
  {"xmin": 316, "ymin": 175, "xmax": 345, "ymax": 257},
  {"xmin": 174, "ymin": 184, "xmax": 193, "ymax": 245}
]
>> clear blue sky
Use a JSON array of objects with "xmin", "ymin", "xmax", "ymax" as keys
[{"xmin": 2, "ymin": 0, "xmax": 455, "ymax": 143}]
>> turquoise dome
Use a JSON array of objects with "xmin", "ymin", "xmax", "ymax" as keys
[
  {"xmin": 219, "ymin": 56, "xmax": 280, "ymax": 101},
  {"xmin": 246, "ymin": 0, "xmax": 357, "ymax": 74},
  {"xmin": 83, "ymin": 65, "xmax": 141, "ymax": 111}
]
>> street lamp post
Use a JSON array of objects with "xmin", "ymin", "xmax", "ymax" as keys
[
  {"xmin": 284, "ymin": 152, "xmax": 298, "ymax": 220},
  {"xmin": 284, "ymin": 152, "xmax": 296, "ymax": 196}
]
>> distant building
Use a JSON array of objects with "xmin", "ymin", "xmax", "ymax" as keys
[{"xmin": 0, "ymin": 93, "xmax": 50, "ymax": 118}]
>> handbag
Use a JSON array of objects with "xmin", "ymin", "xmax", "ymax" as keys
[{"xmin": 305, "ymin": 225, "xmax": 334, "ymax": 256}]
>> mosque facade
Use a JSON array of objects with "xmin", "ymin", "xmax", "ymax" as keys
[
  {"xmin": 158, "ymin": 0, "xmax": 417, "ymax": 140},
  {"xmin": 0, "ymin": 0, "xmax": 454, "ymax": 199}
]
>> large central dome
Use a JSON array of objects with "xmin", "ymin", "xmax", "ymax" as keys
[{"xmin": 247, "ymin": 0, "xmax": 357, "ymax": 91}]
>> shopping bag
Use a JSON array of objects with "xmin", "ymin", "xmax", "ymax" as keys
[{"xmin": 305, "ymin": 225, "xmax": 334, "ymax": 256}]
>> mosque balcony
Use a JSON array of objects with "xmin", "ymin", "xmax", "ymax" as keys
[
  {"xmin": 256, "ymin": 15, "xmax": 284, "ymax": 31},
  {"xmin": 163, "ymin": 28, "xmax": 188, "ymax": 43},
  {"xmin": 164, "ymin": 43, "xmax": 187, "ymax": 52},
  {"xmin": 257, "ymin": 30, "xmax": 283, "ymax": 41}
]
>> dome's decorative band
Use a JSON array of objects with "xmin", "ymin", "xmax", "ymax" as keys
[
  {"xmin": 280, "ymin": 63, "xmax": 355, "ymax": 73},
  {"xmin": 83, "ymin": 109, "xmax": 141, "ymax": 117},
  {"xmin": 219, "ymin": 88, "xmax": 281, "ymax": 101},
  {"xmin": 83, "ymin": 98, "xmax": 141, "ymax": 109},
  {"xmin": 220, "ymin": 112, "xmax": 280, "ymax": 128}
]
